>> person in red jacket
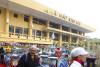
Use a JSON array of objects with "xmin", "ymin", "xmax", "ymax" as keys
[{"xmin": 55, "ymin": 48, "xmax": 62, "ymax": 59}]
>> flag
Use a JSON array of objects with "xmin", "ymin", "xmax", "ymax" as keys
[{"xmin": 51, "ymin": 32, "xmax": 55, "ymax": 40}]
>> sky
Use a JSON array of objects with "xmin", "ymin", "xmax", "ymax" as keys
[{"xmin": 34, "ymin": 0, "xmax": 100, "ymax": 38}]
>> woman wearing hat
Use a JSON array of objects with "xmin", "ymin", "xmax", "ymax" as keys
[{"xmin": 70, "ymin": 47, "xmax": 89, "ymax": 67}]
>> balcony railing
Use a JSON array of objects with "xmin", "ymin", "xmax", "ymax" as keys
[
  {"xmin": 47, "ymin": 27, "xmax": 85, "ymax": 38},
  {"xmin": 9, "ymin": 33, "xmax": 51, "ymax": 41},
  {"xmin": 9, "ymin": 33, "xmax": 28, "ymax": 39},
  {"xmin": 0, "ymin": 32, "xmax": 7, "ymax": 37}
]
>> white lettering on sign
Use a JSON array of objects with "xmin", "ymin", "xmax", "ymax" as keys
[{"xmin": 44, "ymin": 9, "xmax": 81, "ymax": 25}]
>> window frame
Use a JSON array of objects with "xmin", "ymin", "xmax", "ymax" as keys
[
  {"xmin": 50, "ymin": 22, "xmax": 60, "ymax": 29},
  {"xmin": 32, "ymin": 29, "xmax": 36, "ymax": 36},
  {"xmin": 24, "ymin": 15, "xmax": 29, "ymax": 22},
  {"xmin": 9, "ymin": 25, "xmax": 14, "ymax": 33},
  {"xmin": 42, "ymin": 31, "xmax": 47, "ymax": 37},
  {"xmin": 62, "ymin": 35, "xmax": 68, "ymax": 42},
  {"xmin": 0, "ymin": 9, "xmax": 1, "ymax": 14},
  {"xmin": 33, "ymin": 18, "xmax": 46, "ymax": 25},
  {"xmin": 15, "ymin": 27, "xmax": 23, "ymax": 34},
  {"xmin": 36, "ymin": 30, "xmax": 41, "ymax": 37},
  {"xmin": 23, "ymin": 28, "xmax": 28, "ymax": 35},
  {"xmin": 14, "ymin": 13, "xmax": 18, "ymax": 18}
]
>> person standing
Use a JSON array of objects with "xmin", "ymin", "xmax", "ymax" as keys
[
  {"xmin": 17, "ymin": 45, "xmax": 40, "ymax": 67},
  {"xmin": 70, "ymin": 47, "xmax": 89, "ymax": 67},
  {"xmin": 55, "ymin": 48, "xmax": 62, "ymax": 59},
  {"xmin": 58, "ymin": 53, "xmax": 69, "ymax": 67},
  {"xmin": 0, "ymin": 47, "xmax": 6, "ymax": 67}
]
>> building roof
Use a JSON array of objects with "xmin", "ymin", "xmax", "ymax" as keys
[{"xmin": 0, "ymin": 0, "xmax": 96, "ymax": 33}]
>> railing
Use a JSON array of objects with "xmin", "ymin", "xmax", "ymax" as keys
[
  {"xmin": 33, "ymin": 35, "xmax": 52, "ymax": 41},
  {"xmin": 9, "ymin": 33, "xmax": 52, "ymax": 42},
  {"xmin": 47, "ymin": 27, "xmax": 85, "ymax": 38},
  {"xmin": 0, "ymin": 32, "xmax": 7, "ymax": 37},
  {"xmin": 9, "ymin": 33, "xmax": 29, "ymax": 39}
]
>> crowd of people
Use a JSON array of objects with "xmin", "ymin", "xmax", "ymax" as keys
[{"xmin": 0, "ymin": 45, "xmax": 90, "ymax": 67}]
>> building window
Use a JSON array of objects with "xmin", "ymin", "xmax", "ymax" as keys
[
  {"xmin": 79, "ymin": 31, "xmax": 82, "ymax": 35},
  {"xmin": 14, "ymin": 13, "xmax": 18, "ymax": 18},
  {"xmin": 0, "ymin": 10, "xmax": 1, "ymax": 14},
  {"xmin": 33, "ymin": 18, "xmax": 46, "ymax": 25},
  {"xmin": 50, "ymin": 22, "xmax": 60, "ymax": 29},
  {"xmin": 49, "ymin": 32, "xmax": 52, "ymax": 38},
  {"xmin": 23, "ymin": 28, "xmax": 28, "ymax": 34},
  {"xmin": 32, "ymin": 29, "xmax": 35, "ymax": 36},
  {"xmin": 72, "ymin": 37, "xmax": 77, "ymax": 43},
  {"xmin": 42, "ymin": 31, "xmax": 47, "ymax": 37},
  {"xmin": 9, "ymin": 25, "xmax": 14, "ymax": 33},
  {"xmin": 15, "ymin": 27, "xmax": 23, "ymax": 34},
  {"xmin": 54, "ymin": 33, "xmax": 59, "ymax": 41},
  {"xmin": 24, "ymin": 15, "xmax": 29, "ymax": 22},
  {"xmin": 71, "ymin": 29, "xmax": 77, "ymax": 34},
  {"xmin": 62, "ymin": 35, "xmax": 68, "ymax": 42},
  {"xmin": 62, "ymin": 26, "xmax": 69, "ymax": 32},
  {"xmin": 36, "ymin": 30, "xmax": 41, "ymax": 36}
]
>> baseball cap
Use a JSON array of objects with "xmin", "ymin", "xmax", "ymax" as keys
[{"xmin": 70, "ymin": 47, "xmax": 89, "ymax": 57}]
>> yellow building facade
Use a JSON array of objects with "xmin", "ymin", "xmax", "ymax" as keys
[{"xmin": 0, "ymin": 0, "xmax": 95, "ymax": 47}]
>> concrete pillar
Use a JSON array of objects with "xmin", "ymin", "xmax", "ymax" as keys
[
  {"xmin": 70, "ymin": 27, "xmax": 72, "ymax": 33},
  {"xmin": 60, "ymin": 25, "xmax": 62, "ymax": 30},
  {"xmin": 77, "ymin": 37, "xmax": 79, "ymax": 46},
  {"xmin": 83, "ymin": 32, "xmax": 85, "ymax": 36},
  {"xmin": 59, "ymin": 25, "xmax": 62, "ymax": 47},
  {"xmin": 28, "ymin": 16, "xmax": 33, "ymax": 37},
  {"xmin": 69, "ymin": 35, "xmax": 72, "ymax": 46},
  {"xmin": 69, "ymin": 28, "xmax": 72, "ymax": 46},
  {"xmin": 47, "ymin": 21, "xmax": 50, "ymax": 27},
  {"xmin": 5, "ymin": 9, "xmax": 9, "ymax": 36},
  {"xmin": 77, "ymin": 31, "xmax": 79, "ymax": 46},
  {"xmin": 47, "ymin": 31, "xmax": 50, "ymax": 39},
  {"xmin": 41, "ymin": 31, "xmax": 42, "ymax": 39},
  {"xmin": 59, "ymin": 33, "xmax": 62, "ymax": 47},
  {"xmin": 34, "ymin": 30, "xmax": 36, "ymax": 38},
  {"xmin": 80, "ymin": 38, "xmax": 84, "ymax": 46},
  {"xmin": 77, "ymin": 31, "xmax": 79, "ymax": 35},
  {"xmin": 47, "ymin": 21, "xmax": 50, "ymax": 39},
  {"xmin": 14, "ymin": 26, "xmax": 16, "ymax": 35}
]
